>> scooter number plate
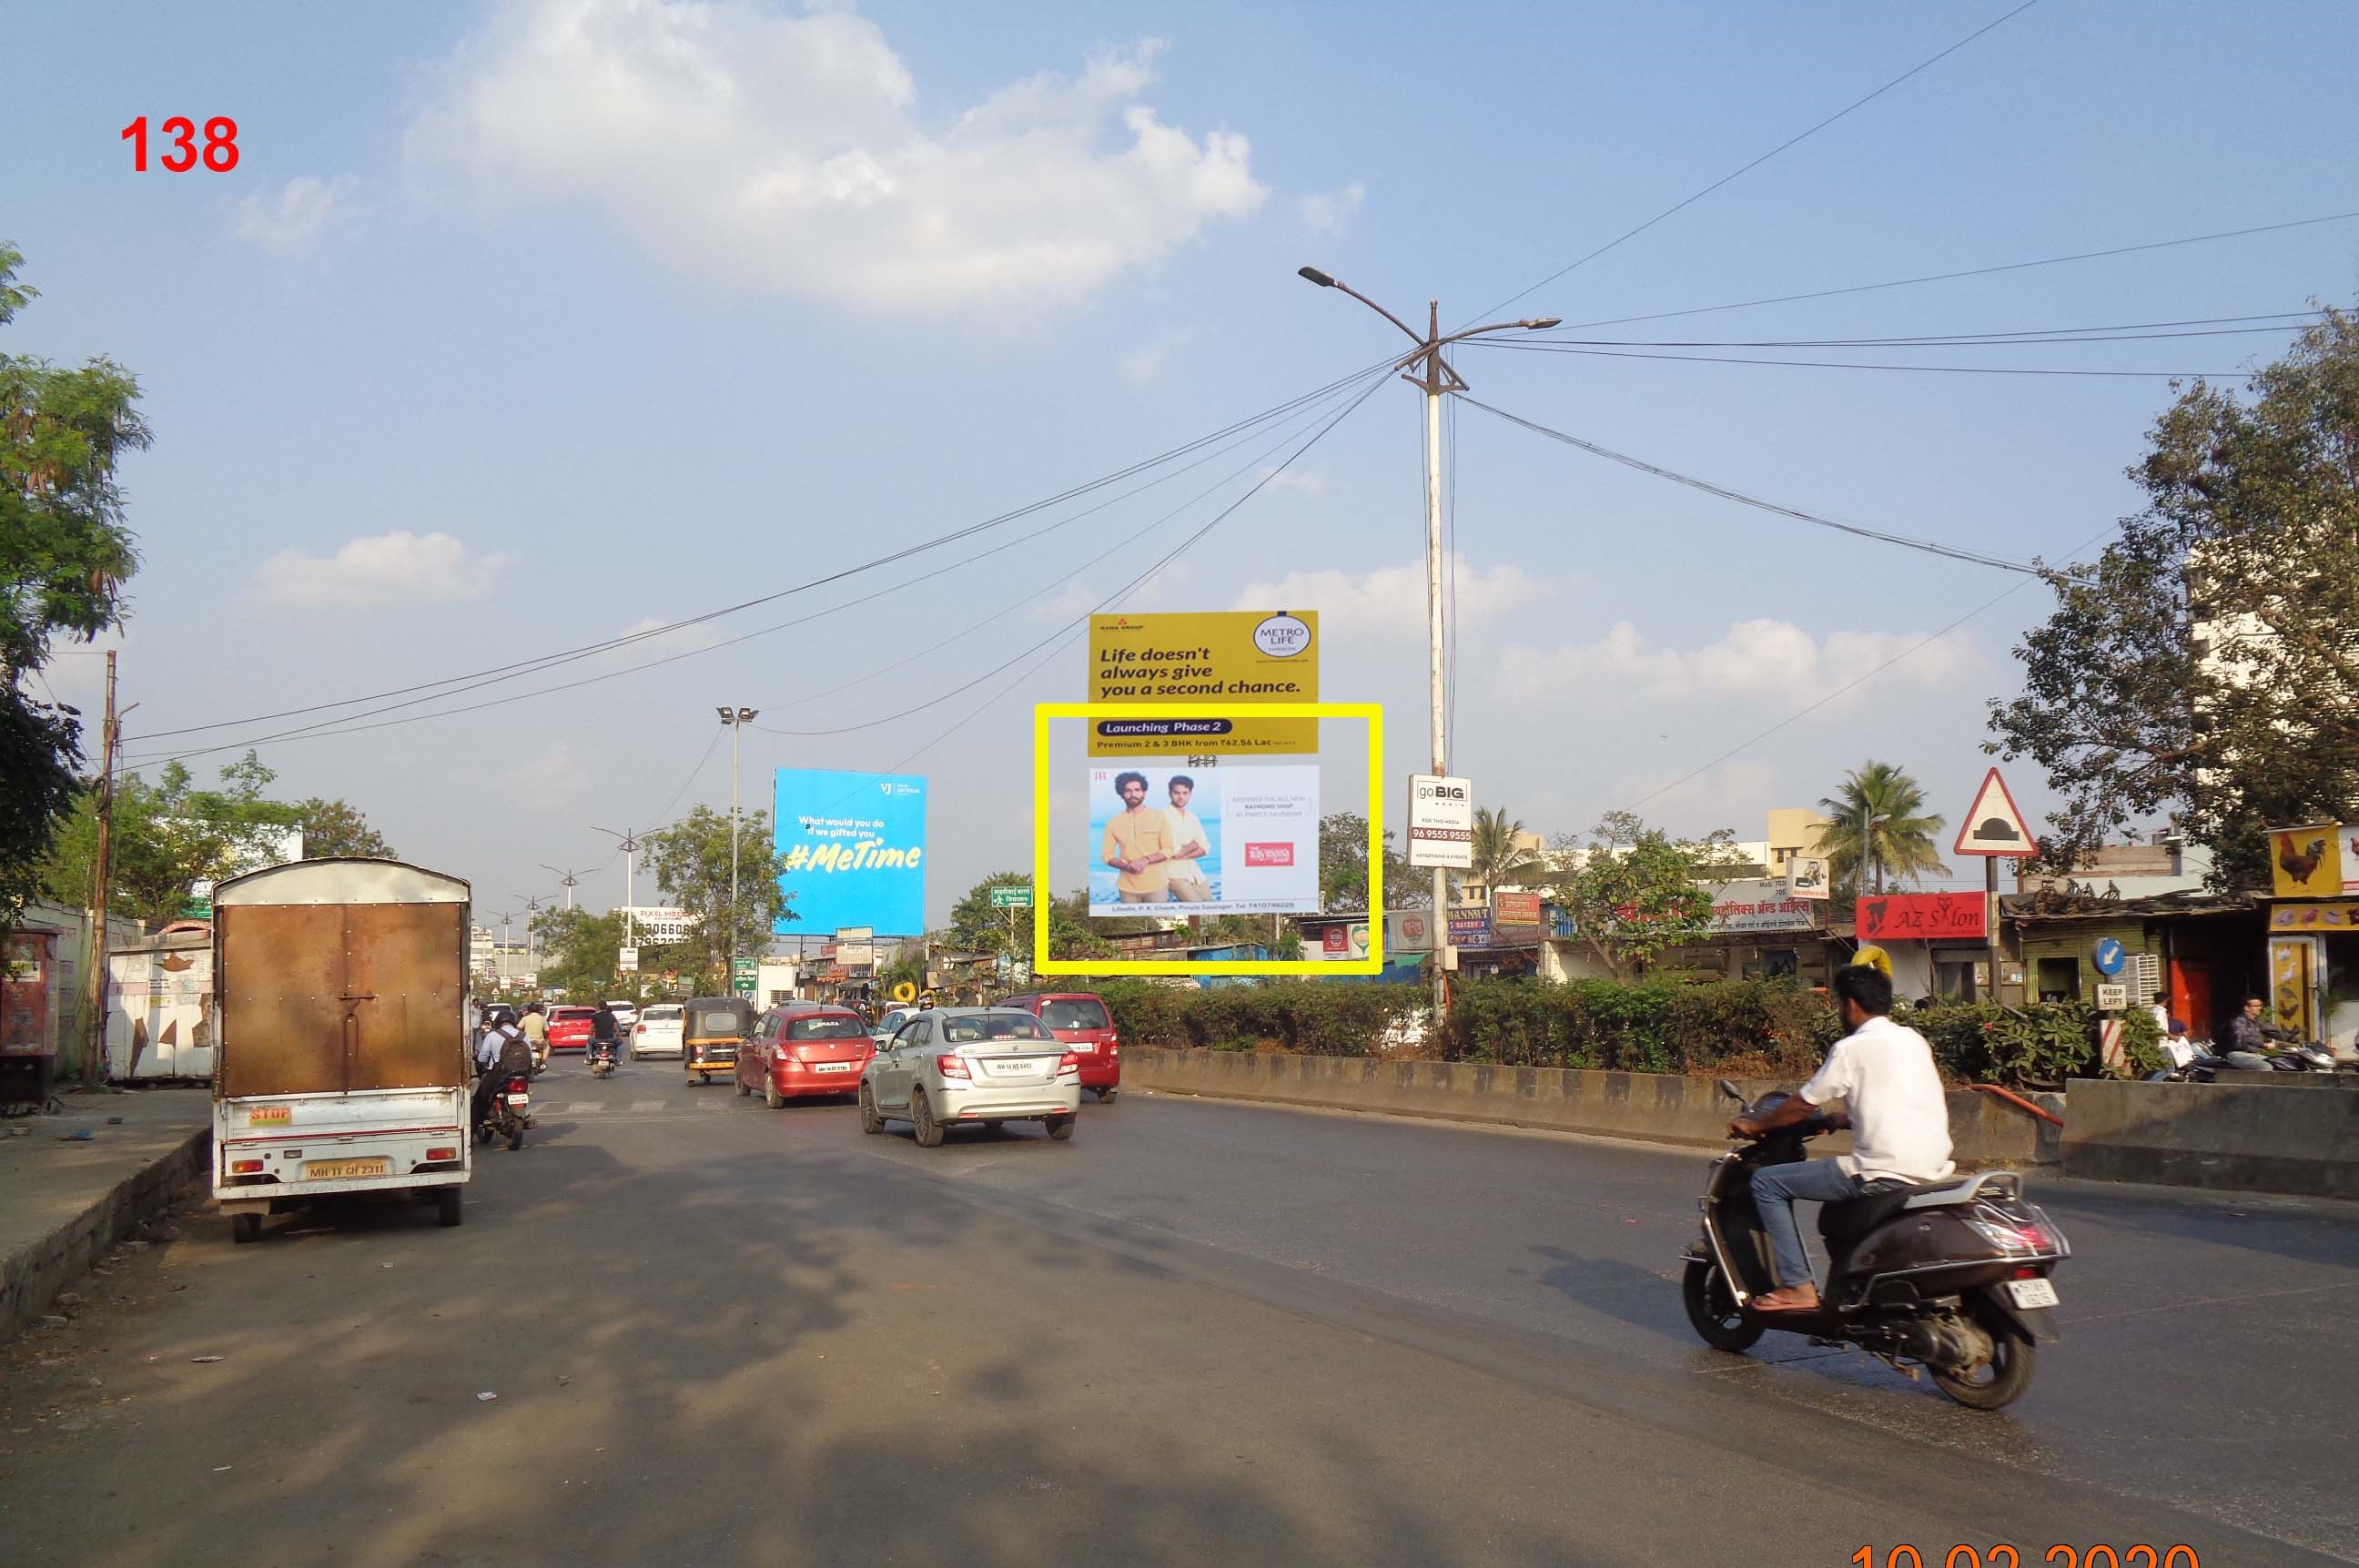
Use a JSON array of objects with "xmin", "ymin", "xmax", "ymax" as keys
[{"xmin": 2005, "ymin": 1277, "xmax": 2059, "ymax": 1309}]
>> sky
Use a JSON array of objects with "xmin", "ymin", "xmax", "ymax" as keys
[{"xmin": 11, "ymin": 0, "xmax": 2359, "ymax": 935}]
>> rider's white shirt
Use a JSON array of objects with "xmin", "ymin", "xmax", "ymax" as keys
[{"xmin": 1798, "ymin": 1014, "xmax": 1956, "ymax": 1184}]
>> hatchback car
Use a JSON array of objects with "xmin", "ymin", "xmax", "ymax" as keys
[
  {"xmin": 871, "ymin": 1006, "xmax": 920, "ymax": 1047},
  {"xmin": 631, "ymin": 1003, "xmax": 684, "ymax": 1059},
  {"xmin": 860, "ymin": 1007, "xmax": 1080, "ymax": 1147},
  {"xmin": 741, "ymin": 1003, "xmax": 873, "ymax": 1108},
  {"xmin": 1002, "ymin": 991, "xmax": 1121, "ymax": 1102},
  {"xmin": 545, "ymin": 1005, "xmax": 597, "ymax": 1054}
]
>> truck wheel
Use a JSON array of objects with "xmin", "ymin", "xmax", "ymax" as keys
[
  {"xmin": 231, "ymin": 1212, "xmax": 262, "ymax": 1245},
  {"xmin": 436, "ymin": 1188, "xmax": 463, "ymax": 1228}
]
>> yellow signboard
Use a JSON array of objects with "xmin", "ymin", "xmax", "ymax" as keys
[
  {"xmin": 2268, "ymin": 824, "xmax": 2346, "ymax": 898},
  {"xmin": 1087, "ymin": 611, "xmax": 1319, "ymax": 756},
  {"xmin": 2268, "ymin": 936, "xmax": 2317, "ymax": 1037}
]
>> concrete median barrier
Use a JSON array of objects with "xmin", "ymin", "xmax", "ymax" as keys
[
  {"xmin": 2061, "ymin": 1076, "xmax": 2359, "ymax": 1199},
  {"xmin": 1128, "ymin": 1050, "xmax": 2065, "ymax": 1168}
]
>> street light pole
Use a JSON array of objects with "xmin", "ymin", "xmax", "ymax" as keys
[
  {"xmin": 717, "ymin": 707, "xmax": 759, "ymax": 990},
  {"xmin": 1297, "ymin": 268, "xmax": 1559, "ymax": 1022},
  {"xmin": 540, "ymin": 865, "xmax": 586, "ymax": 911},
  {"xmin": 592, "ymin": 826, "xmax": 642, "ymax": 950}
]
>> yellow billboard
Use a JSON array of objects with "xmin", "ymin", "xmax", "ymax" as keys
[
  {"xmin": 1087, "ymin": 611, "xmax": 1319, "ymax": 756},
  {"xmin": 2268, "ymin": 824, "xmax": 2345, "ymax": 898}
]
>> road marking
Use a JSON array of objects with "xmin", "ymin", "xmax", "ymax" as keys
[{"xmin": 630, "ymin": 1099, "xmax": 664, "ymax": 1112}]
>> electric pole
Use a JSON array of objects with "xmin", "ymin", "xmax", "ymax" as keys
[
  {"xmin": 1296, "ymin": 270, "xmax": 1559, "ymax": 1021},
  {"xmin": 81, "ymin": 650, "xmax": 120, "ymax": 1087},
  {"xmin": 717, "ymin": 707, "xmax": 758, "ymax": 992},
  {"xmin": 592, "ymin": 825, "xmax": 643, "ymax": 951}
]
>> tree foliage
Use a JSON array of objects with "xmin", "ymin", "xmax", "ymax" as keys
[
  {"xmin": 530, "ymin": 906, "xmax": 630, "ymax": 998},
  {"xmin": 1, "ymin": 243, "xmax": 149, "ymax": 930},
  {"xmin": 1543, "ymin": 811, "xmax": 1742, "ymax": 981},
  {"xmin": 1989, "ymin": 308, "xmax": 2359, "ymax": 887},
  {"xmin": 1315, "ymin": 811, "xmax": 1424, "ymax": 911},
  {"xmin": 1467, "ymin": 805, "xmax": 1542, "ymax": 894},
  {"xmin": 294, "ymin": 797, "xmax": 396, "ymax": 860},
  {"xmin": 641, "ymin": 805, "xmax": 794, "ymax": 987},
  {"xmin": 1814, "ymin": 761, "xmax": 1949, "ymax": 897}
]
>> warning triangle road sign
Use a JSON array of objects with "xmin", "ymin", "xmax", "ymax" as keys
[{"xmin": 1953, "ymin": 767, "xmax": 2034, "ymax": 857}]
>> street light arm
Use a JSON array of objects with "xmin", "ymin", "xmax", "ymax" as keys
[
  {"xmin": 1437, "ymin": 318, "xmax": 1563, "ymax": 346},
  {"xmin": 1300, "ymin": 266, "xmax": 1427, "ymax": 347}
]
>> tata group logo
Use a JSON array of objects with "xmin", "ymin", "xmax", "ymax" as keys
[{"xmin": 1252, "ymin": 612, "xmax": 1311, "ymax": 659}]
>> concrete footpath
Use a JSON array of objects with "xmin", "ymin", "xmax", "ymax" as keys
[{"xmin": 0, "ymin": 1087, "xmax": 211, "ymax": 1340}]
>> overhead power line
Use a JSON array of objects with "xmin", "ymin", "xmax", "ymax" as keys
[
  {"xmin": 1553, "ymin": 310, "xmax": 2324, "ymax": 349},
  {"xmin": 1475, "ymin": 0, "xmax": 2043, "ymax": 322},
  {"xmin": 1459, "ymin": 394, "xmax": 2081, "ymax": 578},
  {"xmin": 1549, "ymin": 211, "xmax": 2359, "ymax": 334},
  {"xmin": 1470, "ymin": 341, "xmax": 2247, "ymax": 378}
]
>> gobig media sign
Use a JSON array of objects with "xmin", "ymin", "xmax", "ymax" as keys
[{"xmin": 772, "ymin": 770, "xmax": 927, "ymax": 938}]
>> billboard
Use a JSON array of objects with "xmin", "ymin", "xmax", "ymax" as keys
[
  {"xmin": 773, "ymin": 770, "xmax": 926, "ymax": 936},
  {"xmin": 1087, "ymin": 611, "xmax": 1318, "ymax": 755},
  {"xmin": 1086, "ymin": 760, "xmax": 1318, "ymax": 915},
  {"xmin": 1856, "ymin": 893, "xmax": 1985, "ymax": 941}
]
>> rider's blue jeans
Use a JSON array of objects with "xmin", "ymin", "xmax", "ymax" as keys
[{"xmin": 1748, "ymin": 1158, "xmax": 1868, "ymax": 1290}]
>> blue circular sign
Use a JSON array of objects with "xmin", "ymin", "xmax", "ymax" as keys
[{"xmin": 2091, "ymin": 937, "xmax": 2127, "ymax": 976}]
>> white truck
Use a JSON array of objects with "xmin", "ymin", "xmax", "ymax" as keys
[{"xmin": 211, "ymin": 858, "xmax": 474, "ymax": 1242}]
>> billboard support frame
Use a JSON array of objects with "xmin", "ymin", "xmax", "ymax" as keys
[{"xmin": 1033, "ymin": 702, "xmax": 1383, "ymax": 976}]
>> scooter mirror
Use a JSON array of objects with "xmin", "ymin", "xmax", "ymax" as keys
[{"xmin": 1715, "ymin": 1077, "xmax": 1744, "ymax": 1103}]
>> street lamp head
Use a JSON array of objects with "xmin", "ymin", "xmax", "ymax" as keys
[
  {"xmin": 736, "ymin": 706, "xmax": 758, "ymax": 723},
  {"xmin": 1297, "ymin": 266, "xmax": 1336, "ymax": 288},
  {"xmin": 1524, "ymin": 318, "xmax": 1562, "ymax": 330},
  {"xmin": 716, "ymin": 706, "xmax": 734, "ymax": 723}
]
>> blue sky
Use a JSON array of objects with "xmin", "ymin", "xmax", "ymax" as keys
[{"xmin": 12, "ymin": 0, "xmax": 2359, "ymax": 930}]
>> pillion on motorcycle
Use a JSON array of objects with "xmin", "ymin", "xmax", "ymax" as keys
[{"xmin": 1682, "ymin": 953, "xmax": 2069, "ymax": 1410}]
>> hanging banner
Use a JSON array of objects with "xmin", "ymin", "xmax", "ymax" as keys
[
  {"xmin": 1088, "ymin": 611, "xmax": 1318, "ymax": 756},
  {"xmin": 1856, "ymin": 893, "xmax": 1986, "ymax": 941}
]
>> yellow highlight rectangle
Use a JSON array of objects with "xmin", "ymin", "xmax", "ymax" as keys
[{"xmin": 1033, "ymin": 702, "xmax": 1383, "ymax": 976}]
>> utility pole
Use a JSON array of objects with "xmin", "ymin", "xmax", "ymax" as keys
[
  {"xmin": 1297, "ymin": 269, "xmax": 1559, "ymax": 1022},
  {"xmin": 717, "ymin": 707, "xmax": 758, "ymax": 990},
  {"xmin": 592, "ymin": 826, "xmax": 643, "ymax": 951},
  {"xmin": 540, "ymin": 865, "xmax": 585, "ymax": 910},
  {"xmin": 516, "ymin": 895, "xmax": 544, "ymax": 969},
  {"xmin": 81, "ymin": 651, "xmax": 120, "ymax": 1087}
]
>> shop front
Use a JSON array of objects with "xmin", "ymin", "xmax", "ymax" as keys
[{"xmin": 2264, "ymin": 900, "xmax": 2359, "ymax": 1048}]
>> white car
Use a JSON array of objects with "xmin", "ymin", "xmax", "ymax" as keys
[
  {"xmin": 606, "ymin": 999, "xmax": 641, "ymax": 1033},
  {"xmin": 630, "ymin": 1003, "xmax": 684, "ymax": 1059},
  {"xmin": 860, "ymin": 1007, "xmax": 1079, "ymax": 1148}
]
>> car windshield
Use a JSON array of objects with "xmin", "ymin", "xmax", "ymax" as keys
[
  {"xmin": 1039, "ymin": 998, "xmax": 1109, "ymax": 1030},
  {"xmin": 689, "ymin": 1007, "xmax": 746, "ymax": 1037},
  {"xmin": 642, "ymin": 1006, "xmax": 682, "ymax": 1022},
  {"xmin": 786, "ymin": 1016, "xmax": 866, "ymax": 1040},
  {"xmin": 941, "ymin": 1016, "xmax": 1052, "ymax": 1044},
  {"xmin": 552, "ymin": 1007, "xmax": 593, "ymax": 1021}
]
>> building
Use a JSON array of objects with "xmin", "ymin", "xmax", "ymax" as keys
[
  {"xmin": 2017, "ymin": 835, "xmax": 2212, "ymax": 901},
  {"xmin": 2002, "ymin": 885, "xmax": 2264, "ymax": 1042}
]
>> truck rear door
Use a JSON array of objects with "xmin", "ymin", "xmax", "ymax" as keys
[{"xmin": 219, "ymin": 903, "xmax": 465, "ymax": 1097}]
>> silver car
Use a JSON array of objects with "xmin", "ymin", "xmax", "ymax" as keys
[{"xmin": 860, "ymin": 1007, "xmax": 1080, "ymax": 1147}]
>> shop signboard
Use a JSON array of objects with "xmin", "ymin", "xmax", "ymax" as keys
[
  {"xmin": 1384, "ymin": 910, "xmax": 1433, "ymax": 953},
  {"xmin": 1856, "ymin": 893, "xmax": 1986, "ymax": 941},
  {"xmin": 1706, "ymin": 880, "xmax": 1819, "ymax": 935},
  {"xmin": 1447, "ymin": 906, "xmax": 1493, "ymax": 950}
]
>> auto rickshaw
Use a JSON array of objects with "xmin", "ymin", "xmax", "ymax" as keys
[{"xmin": 682, "ymin": 995, "xmax": 754, "ymax": 1086}]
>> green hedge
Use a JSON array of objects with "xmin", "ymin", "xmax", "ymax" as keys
[{"xmin": 1090, "ymin": 975, "xmax": 2160, "ymax": 1089}]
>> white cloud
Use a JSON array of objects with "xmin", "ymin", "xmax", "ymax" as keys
[
  {"xmin": 231, "ymin": 175, "xmax": 359, "ymax": 255},
  {"xmin": 250, "ymin": 531, "xmax": 516, "ymax": 607},
  {"xmin": 1259, "ymin": 467, "xmax": 1327, "ymax": 497},
  {"xmin": 1298, "ymin": 179, "xmax": 1364, "ymax": 237},
  {"xmin": 1118, "ymin": 327, "xmax": 1197, "ymax": 383},
  {"xmin": 1230, "ymin": 556, "xmax": 1551, "ymax": 633},
  {"xmin": 498, "ymin": 740, "xmax": 592, "ymax": 811},
  {"xmin": 1501, "ymin": 618, "xmax": 1983, "ymax": 709},
  {"xmin": 407, "ymin": 2, "xmax": 1266, "ymax": 311}
]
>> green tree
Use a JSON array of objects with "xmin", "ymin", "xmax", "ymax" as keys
[
  {"xmin": 1544, "ymin": 811, "xmax": 1742, "ymax": 981},
  {"xmin": 1815, "ymin": 762, "xmax": 1949, "ymax": 898},
  {"xmin": 1988, "ymin": 307, "xmax": 2359, "ymax": 888},
  {"xmin": 641, "ymin": 805, "xmax": 795, "ymax": 988},
  {"xmin": 1468, "ymin": 805, "xmax": 1542, "ymax": 896},
  {"xmin": 294, "ymin": 797, "xmax": 396, "ymax": 859},
  {"xmin": 1, "ymin": 243, "xmax": 149, "ymax": 929},
  {"xmin": 42, "ymin": 751, "xmax": 301, "ymax": 922},
  {"xmin": 1316, "ymin": 811, "xmax": 1424, "ymax": 911},
  {"xmin": 945, "ymin": 872, "xmax": 1039, "ymax": 958},
  {"xmin": 532, "ymin": 906, "xmax": 628, "ymax": 998}
]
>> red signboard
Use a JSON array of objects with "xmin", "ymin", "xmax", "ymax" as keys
[
  {"xmin": 1856, "ymin": 894, "xmax": 1985, "ymax": 941},
  {"xmin": 1493, "ymin": 891, "xmax": 1542, "ymax": 927}
]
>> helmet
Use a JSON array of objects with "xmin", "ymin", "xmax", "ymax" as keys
[{"xmin": 1850, "ymin": 944, "xmax": 1894, "ymax": 979}]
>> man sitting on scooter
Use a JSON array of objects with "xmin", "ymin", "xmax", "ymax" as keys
[
  {"xmin": 1728, "ymin": 962, "xmax": 1955, "ymax": 1313},
  {"xmin": 473, "ymin": 1015, "xmax": 533, "ymax": 1132}
]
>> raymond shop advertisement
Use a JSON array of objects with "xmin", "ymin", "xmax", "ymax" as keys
[
  {"xmin": 1088, "ymin": 611, "xmax": 1318, "ymax": 756},
  {"xmin": 772, "ymin": 769, "xmax": 927, "ymax": 936},
  {"xmin": 1087, "ymin": 762, "xmax": 1318, "ymax": 915}
]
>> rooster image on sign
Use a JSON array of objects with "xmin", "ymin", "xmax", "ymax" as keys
[{"xmin": 2269, "ymin": 825, "xmax": 2344, "ymax": 898}]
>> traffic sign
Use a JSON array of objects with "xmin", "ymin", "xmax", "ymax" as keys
[
  {"xmin": 987, "ymin": 885, "xmax": 1033, "ymax": 907},
  {"xmin": 2095, "ymin": 983, "xmax": 2129, "ymax": 1012},
  {"xmin": 2091, "ymin": 937, "xmax": 2126, "ymax": 976},
  {"xmin": 1952, "ymin": 767, "xmax": 2034, "ymax": 857}
]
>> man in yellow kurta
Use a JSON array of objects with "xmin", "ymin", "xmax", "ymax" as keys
[{"xmin": 1101, "ymin": 770, "xmax": 1173, "ymax": 903}]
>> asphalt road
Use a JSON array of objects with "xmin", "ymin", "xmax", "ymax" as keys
[{"xmin": 3, "ymin": 1058, "xmax": 2352, "ymax": 1567}]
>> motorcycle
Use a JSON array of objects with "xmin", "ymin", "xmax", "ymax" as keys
[
  {"xmin": 2153, "ymin": 1028, "xmax": 2339, "ymax": 1081},
  {"xmin": 589, "ymin": 1040, "xmax": 619, "ymax": 1078},
  {"xmin": 1681, "ymin": 1079, "xmax": 2069, "ymax": 1411},
  {"xmin": 477, "ymin": 1072, "xmax": 533, "ymax": 1151}
]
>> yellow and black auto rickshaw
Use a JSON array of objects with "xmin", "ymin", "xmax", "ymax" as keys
[{"xmin": 683, "ymin": 996, "xmax": 755, "ymax": 1087}]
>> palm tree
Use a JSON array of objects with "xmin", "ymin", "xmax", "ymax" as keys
[
  {"xmin": 1468, "ymin": 806, "xmax": 1543, "ymax": 901},
  {"xmin": 1817, "ymin": 763, "xmax": 1949, "ymax": 897}
]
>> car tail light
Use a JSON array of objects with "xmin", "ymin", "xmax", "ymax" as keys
[
  {"xmin": 937, "ymin": 1054, "xmax": 971, "ymax": 1079},
  {"xmin": 633, "ymin": 1023, "xmax": 643, "ymax": 1036},
  {"xmin": 507, "ymin": 1077, "xmax": 530, "ymax": 1093},
  {"xmin": 230, "ymin": 1158, "xmax": 265, "ymax": 1174},
  {"xmin": 1057, "ymin": 1051, "xmax": 1079, "ymax": 1075},
  {"xmin": 426, "ymin": 1146, "xmax": 458, "ymax": 1162}
]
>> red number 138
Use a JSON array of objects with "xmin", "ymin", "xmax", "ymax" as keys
[{"xmin": 121, "ymin": 116, "xmax": 239, "ymax": 172}]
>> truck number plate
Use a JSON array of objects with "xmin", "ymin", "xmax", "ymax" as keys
[
  {"xmin": 304, "ymin": 1157, "xmax": 390, "ymax": 1181},
  {"xmin": 2004, "ymin": 1277, "xmax": 2059, "ymax": 1309}
]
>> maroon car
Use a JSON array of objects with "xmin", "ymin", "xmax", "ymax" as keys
[{"xmin": 1000, "ymin": 992, "xmax": 1120, "ymax": 1101}]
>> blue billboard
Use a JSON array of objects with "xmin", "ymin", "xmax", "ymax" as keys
[{"xmin": 772, "ymin": 769, "xmax": 927, "ymax": 936}]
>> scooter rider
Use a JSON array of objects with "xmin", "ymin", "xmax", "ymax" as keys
[
  {"xmin": 589, "ymin": 1001, "xmax": 621, "ymax": 1068},
  {"xmin": 1727, "ymin": 962, "xmax": 1955, "ymax": 1313},
  {"xmin": 473, "ymin": 1014, "xmax": 533, "ymax": 1132}
]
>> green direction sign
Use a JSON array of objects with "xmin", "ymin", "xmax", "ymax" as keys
[
  {"xmin": 987, "ymin": 885, "xmax": 1034, "ymax": 908},
  {"xmin": 730, "ymin": 957, "xmax": 758, "ymax": 992}
]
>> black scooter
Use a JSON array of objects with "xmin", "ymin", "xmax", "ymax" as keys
[{"xmin": 1681, "ymin": 1079, "xmax": 2069, "ymax": 1410}]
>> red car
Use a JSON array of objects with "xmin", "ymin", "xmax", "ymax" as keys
[
  {"xmin": 545, "ymin": 1005, "xmax": 597, "ymax": 1054},
  {"xmin": 739, "ymin": 1002, "xmax": 875, "ymax": 1108},
  {"xmin": 1001, "ymin": 992, "xmax": 1120, "ymax": 1102}
]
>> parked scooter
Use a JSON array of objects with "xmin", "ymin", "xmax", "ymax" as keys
[
  {"xmin": 477, "ymin": 1073, "xmax": 532, "ymax": 1150},
  {"xmin": 1682, "ymin": 1079, "xmax": 2069, "ymax": 1410}
]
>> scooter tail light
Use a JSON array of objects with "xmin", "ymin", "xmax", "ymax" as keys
[{"xmin": 937, "ymin": 1054, "xmax": 971, "ymax": 1079}]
